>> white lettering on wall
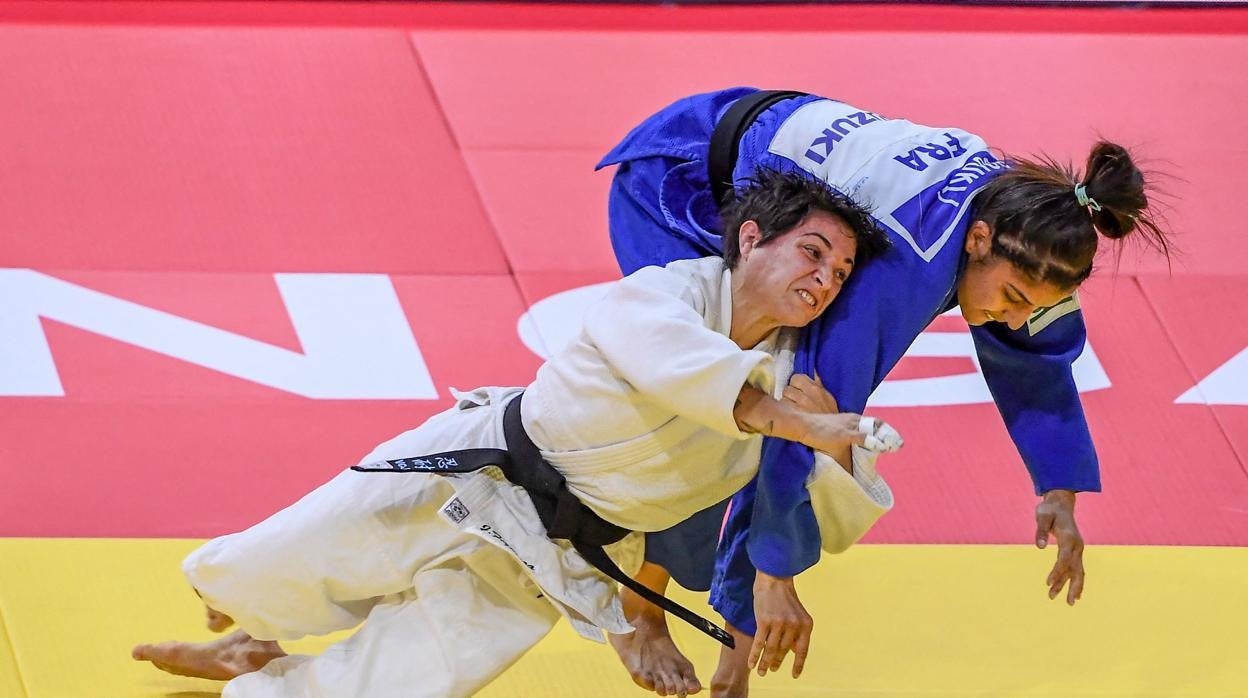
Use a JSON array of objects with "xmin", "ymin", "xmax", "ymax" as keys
[
  {"xmin": 867, "ymin": 316, "xmax": 1111, "ymax": 407},
  {"xmin": 0, "ymin": 269, "xmax": 437, "ymax": 399},
  {"xmin": 517, "ymin": 281, "xmax": 613, "ymax": 360},
  {"xmin": 1175, "ymin": 348, "xmax": 1248, "ymax": 405}
]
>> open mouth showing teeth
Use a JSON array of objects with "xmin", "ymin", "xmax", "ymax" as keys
[{"xmin": 797, "ymin": 289, "xmax": 816, "ymax": 307}]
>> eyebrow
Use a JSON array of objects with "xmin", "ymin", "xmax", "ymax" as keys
[
  {"xmin": 800, "ymin": 232, "xmax": 832, "ymax": 248},
  {"xmin": 801, "ymin": 232, "xmax": 854, "ymax": 266},
  {"xmin": 1007, "ymin": 283, "xmax": 1034, "ymax": 306}
]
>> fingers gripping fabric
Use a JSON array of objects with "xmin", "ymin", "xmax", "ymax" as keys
[{"xmin": 858, "ymin": 416, "xmax": 904, "ymax": 453}]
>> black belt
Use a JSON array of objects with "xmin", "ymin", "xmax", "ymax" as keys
[
  {"xmin": 352, "ymin": 393, "xmax": 735, "ymax": 648},
  {"xmin": 708, "ymin": 89, "xmax": 809, "ymax": 207}
]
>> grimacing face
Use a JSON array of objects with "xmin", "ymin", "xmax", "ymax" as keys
[
  {"xmin": 956, "ymin": 221, "xmax": 1076, "ymax": 330},
  {"xmin": 735, "ymin": 210, "xmax": 859, "ymax": 329}
]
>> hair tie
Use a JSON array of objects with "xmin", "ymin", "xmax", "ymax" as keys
[{"xmin": 1074, "ymin": 183, "xmax": 1102, "ymax": 212}]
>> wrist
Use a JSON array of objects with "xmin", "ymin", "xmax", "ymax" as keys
[
  {"xmin": 802, "ymin": 413, "xmax": 843, "ymax": 453},
  {"xmin": 1042, "ymin": 489, "xmax": 1077, "ymax": 506},
  {"xmin": 753, "ymin": 569, "xmax": 794, "ymax": 588}
]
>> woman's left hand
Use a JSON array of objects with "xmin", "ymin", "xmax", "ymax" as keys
[
  {"xmin": 750, "ymin": 571, "xmax": 813, "ymax": 679},
  {"xmin": 1035, "ymin": 489, "xmax": 1085, "ymax": 605}
]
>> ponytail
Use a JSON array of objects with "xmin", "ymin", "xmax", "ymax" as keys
[
  {"xmin": 1081, "ymin": 142, "xmax": 1170, "ymax": 257},
  {"xmin": 972, "ymin": 141, "xmax": 1172, "ymax": 289}
]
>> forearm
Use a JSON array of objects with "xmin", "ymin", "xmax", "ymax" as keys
[
  {"xmin": 753, "ymin": 568, "xmax": 793, "ymax": 589},
  {"xmin": 971, "ymin": 317, "xmax": 1101, "ymax": 494},
  {"xmin": 1042, "ymin": 488, "xmax": 1077, "ymax": 503},
  {"xmin": 734, "ymin": 385, "xmax": 853, "ymax": 469},
  {"xmin": 827, "ymin": 443, "xmax": 852, "ymax": 474},
  {"xmin": 733, "ymin": 385, "xmax": 814, "ymax": 446}
]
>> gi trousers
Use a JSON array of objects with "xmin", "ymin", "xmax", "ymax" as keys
[{"xmin": 183, "ymin": 388, "xmax": 630, "ymax": 697}]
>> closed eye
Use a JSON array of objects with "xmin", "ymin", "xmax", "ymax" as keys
[{"xmin": 1006, "ymin": 283, "xmax": 1035, "ymax": 307}]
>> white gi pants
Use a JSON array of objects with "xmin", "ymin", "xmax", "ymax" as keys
[{"xmin": 184, "ymin": 388, "xmax": 634, "ymax": 698}]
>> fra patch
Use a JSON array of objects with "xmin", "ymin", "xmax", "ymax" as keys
[{"xmin": 1028, "ymin": 293, "xmax": 1080, "ymax": 336}]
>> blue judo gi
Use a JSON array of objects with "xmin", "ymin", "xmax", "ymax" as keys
[{"xmin": 597, "ymin": 88, "xmax": 1100, "ymax": 634}]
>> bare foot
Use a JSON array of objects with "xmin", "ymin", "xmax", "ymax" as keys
[
  {"xmin": 205, "ymin": 607, "xmax": 234, "ymax": 633},
  {"xmin": 131, "ymin": 629, "xmax": 285, "ymax": 681},
  {"xmin": 608, "ymin": 610, "xmax": 701, "ymax": 697}
]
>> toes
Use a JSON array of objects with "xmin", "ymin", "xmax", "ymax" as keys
[
  {"xmin": 665, "ymin": 667, "xmax": 700, "ymax": 697},
  {"xmin": 632, "ymin": 670, "xmax": 656, "ymax": 692},
  {"xmin": 663, "ymin": 670, "xmax": 687, "ymax": 697},
  {"xmin": 149, "ymin": 660, "xmax": 186, "ymax": 678},
  {"xmin": 132, "ymin": 641, "xmax": 172, "ymax": 662}
]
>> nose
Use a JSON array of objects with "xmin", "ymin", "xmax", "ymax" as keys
[
  {"xmin": 1004, "ymin": 306, "xmax": 1033, "ymax": 331},
  {"xmin": 813, "ymin": 262, "xmax": 834, "ymax": 290}
]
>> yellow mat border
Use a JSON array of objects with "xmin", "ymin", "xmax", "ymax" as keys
[
  {"xmin": 1, "ymin": 540, "xmax": 1245, "ymax": 698},
  {"xmin": 0, "ymin": 593, "xmax": 30, "ymax": 698}
]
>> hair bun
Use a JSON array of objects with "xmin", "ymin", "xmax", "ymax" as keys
[
  {"xmin": 1079, "ymin": 141, "xmax": 1172, "ymax": 256},
  {"xmin": 1088, "ymin": 199, "xmax": 1135, "ymax": 240},
  {"xmin": 1082, "ymin": 141, "xmax": 1147, "ymax": 239}
]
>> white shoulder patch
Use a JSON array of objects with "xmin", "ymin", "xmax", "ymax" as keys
[{"xmin": 1027, "ymin": 293, "xmax": 1081, "ymax": 336}]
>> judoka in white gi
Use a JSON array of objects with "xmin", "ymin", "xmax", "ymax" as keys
[{"xmin": 132, "ymin": 170, "xmax": 899, "ymax": 697}]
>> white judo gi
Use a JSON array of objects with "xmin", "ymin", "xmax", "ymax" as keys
[{"xmin": 184, "ymin": 257, "xmax": 895, "ymax": 698}]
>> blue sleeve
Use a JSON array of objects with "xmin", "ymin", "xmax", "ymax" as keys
[
  {"xmin": 710, "ymin": 444, "xmax": 821, "ymax": 636},
  {"xmin": 710, "ymin": 438, "xmax": 819, "ymax": 636},
  {"xmin": 711, "ymin": 318, "xmax": 832, "ymax": 636},
  {"xmin": 742, "ymin": 324, "xmax": 823, "ymax": 579},
  {"xmin": 972, "ymin": 306, "xmax": 1101, "ymax": 494},
  {"xmin": 746, "ymin": 438, "xmax": 821, "ymax": 576}
]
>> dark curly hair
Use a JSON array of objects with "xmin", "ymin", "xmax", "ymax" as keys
[{"xmin": 720, "ymin": 168, "xmax": 890, "ymax": 270}]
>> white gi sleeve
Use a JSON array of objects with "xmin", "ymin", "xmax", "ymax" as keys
[
  {"xmin": 582, "ymin": 265, "xmax": 773, "ymax": 439},
  {"xmin": 806, "ymin": 446, "xmax": 894, "ymax": 554}
]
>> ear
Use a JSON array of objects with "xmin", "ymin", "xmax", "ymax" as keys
[
  {"xmin": 965, "ymin": 220, "xmax": 993, "ymax": 260},
  {"xmin": 738, "ymin": 220, "xmax": 762, "ymax": 260}
]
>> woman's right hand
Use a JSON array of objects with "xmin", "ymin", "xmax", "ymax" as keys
[
  {"xmin": 733, "ymin": 383, "xmax": 902, "ymax": 456},
  {"xmin": 805, "ymin": 412, "xmax": 903, "ymax": 455}
]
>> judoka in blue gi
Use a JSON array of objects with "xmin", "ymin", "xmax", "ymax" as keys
[{"xmin": 598, "ymin": 88, "xmax": 1173, "ymax": 697}]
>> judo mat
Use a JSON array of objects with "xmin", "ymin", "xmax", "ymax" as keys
[
  {"xmin": 1, "ymin": 1, "xmax": 1246, "ymax": 695},
  {"xmin": 1, "ymin": 539, "xmax": 1245, "ymax": 697}
]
